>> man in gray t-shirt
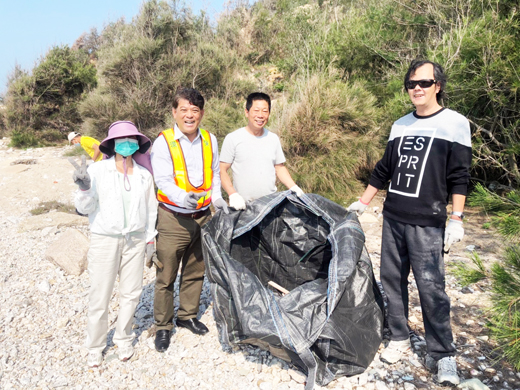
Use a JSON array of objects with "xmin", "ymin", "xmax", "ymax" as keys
[{"xmin": 220, "ymin": 92, "xmax": 303, "ymax": 209}]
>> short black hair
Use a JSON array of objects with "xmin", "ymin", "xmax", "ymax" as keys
[
  {"xmin": 246, "ymin": 92, "xmax": 271, "ymax": 112},
  {"xmin": 173, "ymin": 87, "xmax": 205, "ymax": 110},
  {"xmin": 404, "ymin": 59, "xmax": 447, "ymax": 103}
]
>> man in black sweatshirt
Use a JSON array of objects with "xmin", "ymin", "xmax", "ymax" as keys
[{"xmin": 348, "ymin": 59, "xmax": 471, "ymax": 386}]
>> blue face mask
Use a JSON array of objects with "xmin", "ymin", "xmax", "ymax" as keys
[
  {"xmin": 114, "ymin": 138, "xmax": 139, "ymax": 157},
  {"xmin": 74, "ymin": 143, "xmax": 82, "ymax": 148}
]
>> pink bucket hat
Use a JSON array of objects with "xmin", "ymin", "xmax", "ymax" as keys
[{"xmin": 99, "ymin": 121, "xmax": 151, "ymax": 157}]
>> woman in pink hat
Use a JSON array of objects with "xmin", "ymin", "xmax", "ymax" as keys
[{"xmin": 69, "ymin": 121, "xmax": 157, "ymax": 367}]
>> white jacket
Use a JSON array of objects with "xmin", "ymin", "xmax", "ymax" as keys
[{"xmin": 75, "ymin": 157, "xmax": 158, "ymax": 242}]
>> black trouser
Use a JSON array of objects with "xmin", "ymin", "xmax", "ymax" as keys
[{"xmin": 381, "ymin": 216, "xmax": 455, "ymax": 360}]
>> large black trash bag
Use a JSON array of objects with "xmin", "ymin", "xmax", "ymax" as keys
[{"xmin": 202, "ymin": 192, "xmax": 384, "ymax": 389}]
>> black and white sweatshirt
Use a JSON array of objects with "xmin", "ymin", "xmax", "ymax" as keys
[{"xmin": 369, "ymin": 108, "xmax": 472, "ymax": 228}]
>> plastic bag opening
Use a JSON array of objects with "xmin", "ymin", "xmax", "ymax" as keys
[{"xmin": 229, "ymin": 199, "xmax": 332, "ymax": 293}]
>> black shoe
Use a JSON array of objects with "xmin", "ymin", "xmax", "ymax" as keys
[
  {"xmin": 155, "ymin": 329, "xmax": 171, "ymax": 352},
  {"xmin": 176, "ymin": 318, "xmax": 209, "ymax": 335}
]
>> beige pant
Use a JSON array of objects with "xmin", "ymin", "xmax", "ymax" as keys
[
  {"xmin": 86, "ymin": 233, "xmax": 145, "ymax": 353},
  {"xmin": 154, "ymin": 207, "xmax": 210, "ymax": 330}
]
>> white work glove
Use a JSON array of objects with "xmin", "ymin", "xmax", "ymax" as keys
[
  {"xmin": 290, "ymin": 185, "xmax": 304, "ymax": 197},
  {"xmin": 145, "ymin": 242, "xmax": 155, "ymax": 268},
  {"xmin": 213, "ymin": 198, "xmax": 229, "ymax": 214},
  {"xmin": 444, "ymin": 219, "xmax": 464, "ymax": 252},
  {"xmin": 68, "ymin": 156, "xmax": 91, "ymax": 191},
  {"xmin": 184, "ymin": 191, "xmax": 207, "ymax": 209},
  {"xmin": 347, "ymin": 200, "xmax": 368, "ymax": 216},
  {"xmin": 229, "ymin": 193, "xmax": 246, "ymax": 210}
]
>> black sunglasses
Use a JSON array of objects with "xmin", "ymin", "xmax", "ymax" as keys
[{"xmin": 405, "ymin": 79, "xmax": 437, "ymax": 90}]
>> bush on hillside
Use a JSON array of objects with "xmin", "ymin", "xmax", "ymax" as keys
[
  {"xmin": 271, "ymin": 71, "xmax": 383, "ymax": 203},
  {"xmin": 79, "ymin": 0, "xmax": 251, "ymax": 140},
  {"xmin": 3, "ymin": 46, "xmax": 96, "ymax": 146}
]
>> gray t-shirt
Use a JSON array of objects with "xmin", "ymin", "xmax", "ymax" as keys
[{"xmin": 220, "ymin": 127, "xmax": 286, "ymax": 201}]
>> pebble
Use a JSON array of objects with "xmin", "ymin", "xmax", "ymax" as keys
[
  {"xmin": 288, "ymin": 369, "xmax": 306, "ymax": 384},
  {"xmin": 37, "ymin": 280, "xmax": 51, "ymax": 293}
]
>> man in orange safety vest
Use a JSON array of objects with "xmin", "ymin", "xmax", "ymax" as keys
[{"xmin": 150, "ymin": 87, "xmax": 228, "ymax": 353}]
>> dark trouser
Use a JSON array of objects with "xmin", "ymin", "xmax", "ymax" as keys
[
  {"xmin": 154, "ymin": 206, "xmax": 210, "ymax": 331},
  {"xmin": 381, "ymin": 216, "xmax": 455, "ymax": 360}
]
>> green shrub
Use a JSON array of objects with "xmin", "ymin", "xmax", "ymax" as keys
[
  {"xmin": 469, "ymin": 183, "xmax": 520, "ymax": 241},
  {"xmin": 9, "ymin": 129, "xmax": 41, "ymax": 148},
  {"xmin": 488, "ymin": 246, "xmax": 520, "ymax": 369},
  {"xmin": 3, "ymin": 46, "xmax": 96, "ymax": 147},
  {"xmin": 451, "ymin": 252, "xmax": 488, "ymax": 287}
]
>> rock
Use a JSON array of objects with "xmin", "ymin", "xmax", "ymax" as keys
[
  {"xmin": 375, "ymin": 381, "xmax": 389, "ymax": 390},
  {"xmin": 465, "ymin": 245, "xmax": 476, "ymax": 252},
  {"xmin": 288, "ymin": 369, "xmax": 306, "ymax": 384},
  {"xmin": 280, "ymin": 371, "xmax": 291, "ymax": 382},
  {"xmin": 41, "ymin": 226, "xmax": 58, "ymax": 237},
  {"xmin": 404, "ymin": 383, "xmax": 416, "ymax": 390},
  {"xmin": 470, "ymin": 369, "xmax": 480, "ymax": 376},
  {"xmin": 484, "ymin": 368, "xmax": 496, "ymax": 376},
  {"xmin": 457, "ymin": 378, "xmax": 491, "ymax": 390},
  {"xmin": 358, "ymin": 372, "xmax": 369, "ymax": 386},
  {"xmin": 44, "ymin": 228, "xmax": 89, "ymax": 276},
  {"xmin": 359, "ymin": 213, "xmax": 379, "ymax": 223},
  {"xmin": 259, "ymin": 381, "xmax": 273, "ymax": 390},
  {"xmin": 37, "ymin": 280, "xmax": 51, "ymax": 293},
  {"xmin": 461, "ymin": 286, "xmax": 475, "ymax": 294}
]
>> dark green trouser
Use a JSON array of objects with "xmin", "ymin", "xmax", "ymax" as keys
[{"xmin": 154, "ymin": 206, "xmax": 210, "ymax": 330}]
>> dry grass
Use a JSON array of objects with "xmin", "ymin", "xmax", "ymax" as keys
[
  {"xmin": 30, "ymin": 201, "xmax": 76, "ymax": 216},
  {"xmin": 271, "ymin": 71, "xmax": 384, "ymax": 203}
]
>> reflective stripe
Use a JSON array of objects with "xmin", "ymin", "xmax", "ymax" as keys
[{"xmin": 156, "ymin": 128, "xmax": 213, "ymax": 209}]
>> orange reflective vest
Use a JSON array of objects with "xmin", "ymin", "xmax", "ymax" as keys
[{"xmin": 156, "ymin": 128, "xmax": 213, "ymax": 209}]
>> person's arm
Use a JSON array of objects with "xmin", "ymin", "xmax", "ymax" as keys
[
  {"xmin": 92, "ymin": 143, "xmax": 101, "ymax": 162},
  {"xmin": 274, "ymin": 164, "xmax": 296, "ymax": 189},
  {"xmin": 220, "ymin": 162, "xmax": 237, "ymax": 196},
  {"xmin": 210, "ymin": 134, "xmax": 223, "ymax": 201},
  {"xmin": 74, "ymin": 162, "xmax": 99, "ymax": 215},
  {"xmin": 360, "ymin": 184, "xmax": 380, "ymax": 205},
  {"xmin": 144, "ymin": 172, "xmax": 158, "ymax": 243},
  {"xmin": 450, "ymin": 194, "xmax": 466, "ymax": 222}
]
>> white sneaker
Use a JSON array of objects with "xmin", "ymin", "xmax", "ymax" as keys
[
  {"xmin": 437, "ymin": 356, "xmax": 460, "ymax": 385},
  {"xmin": 380, "ymin": 339, "xmax": 411, "ymax": 364},
  {"xmin": 87, "ymin": 352, "xmax": 103, "ymax": 368},
  {"xmin": 118, "ymin": 345, "xmax": 134, "ymax": 362}
]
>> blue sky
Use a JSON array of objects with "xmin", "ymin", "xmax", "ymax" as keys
[{"xmin": 0, "ymin": 0, "xmax": 227, "ymax": 95}]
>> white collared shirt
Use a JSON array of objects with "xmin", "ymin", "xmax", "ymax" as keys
[
  {"xmin": 75, "ymin": 157, "xmax": 158, "ymax": 242},
  {"xmin": 150, "ymin": 125, "xmax": 222, "ymax": 213}
]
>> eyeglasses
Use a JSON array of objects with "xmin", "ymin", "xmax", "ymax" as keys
[{"xmin": 405, "ymin": 79, "xmax": 437, "ymax": 90}]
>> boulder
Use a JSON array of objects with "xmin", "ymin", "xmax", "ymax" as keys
[
  {"xmin": 19, "ymin": 212, "xmax": 87, "ymax": 232},
  {"xmin": 45, "ymin": 228, "xmax": 89, "ymax": 276}
]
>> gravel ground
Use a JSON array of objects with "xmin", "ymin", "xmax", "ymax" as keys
[{"xmin": 0, "ymin": 139, "xmax": 517, "ymax": 390}]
